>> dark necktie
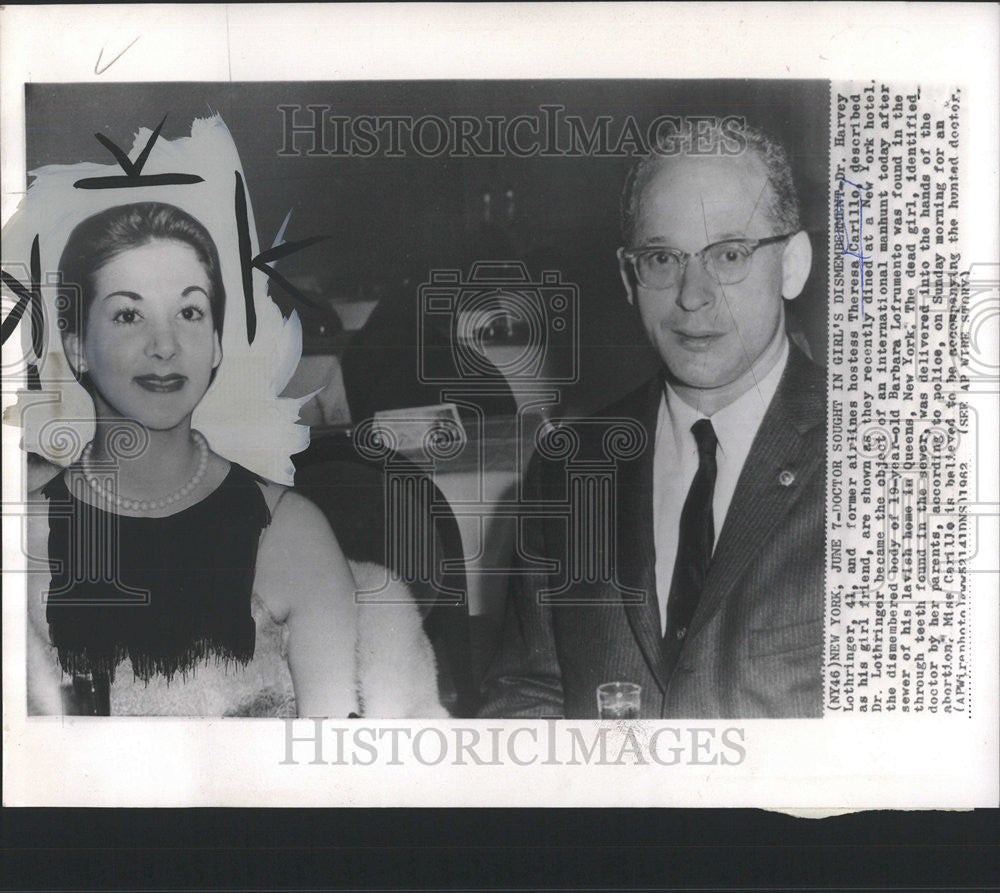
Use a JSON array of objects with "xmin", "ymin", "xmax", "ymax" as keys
[{"xmin": 664, "ymin": 418, "xmax": 718, "ymax": 666}]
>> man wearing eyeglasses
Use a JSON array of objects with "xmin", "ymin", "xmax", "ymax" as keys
[{"xmin": 481, "ymin": 119, "xmax": 826, "ymax": 719}]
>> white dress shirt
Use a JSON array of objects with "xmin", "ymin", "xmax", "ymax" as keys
[{"xmin": 652, "ymin": 337, "xmax": 789, "ymax": 636}]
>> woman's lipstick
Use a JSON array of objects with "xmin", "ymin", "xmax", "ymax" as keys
[{"xmin": 134, "ymin": 374, "xmax": 186, "ymax": 393}]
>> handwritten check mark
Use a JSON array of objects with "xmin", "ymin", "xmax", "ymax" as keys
[{"xmin": 94, "ymin": 36, "xmax": 141, "ymax": 75}]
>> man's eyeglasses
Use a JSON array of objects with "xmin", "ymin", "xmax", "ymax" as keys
[{"xmin": 621, "ymin": 234, "xmax": 795, "ymax": 289}]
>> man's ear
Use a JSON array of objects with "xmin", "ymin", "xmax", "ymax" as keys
[
  {"xmin": 781, "ymin": 230, "xmax": 812, "ymax": 301},
  {"xmin": 62, "ymin": 333, "xmax": 87, "ymax": 377},
  {"xmin": 617, "ymin": 247, "xmax": 637, "ymax": 307}
]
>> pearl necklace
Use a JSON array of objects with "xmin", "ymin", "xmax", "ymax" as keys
[{"xmin": 81, "ymin": 430, "xmax": 209, "ymax": 512}]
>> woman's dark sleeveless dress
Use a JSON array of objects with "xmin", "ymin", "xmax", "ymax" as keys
[{"xmin": 42, "ymin": 464, "xmax": 296, "ymax": 716}]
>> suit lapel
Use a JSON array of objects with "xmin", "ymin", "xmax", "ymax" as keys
[
  {"xmin": 614, "ymin": 378, "xmax": 668, "ymax": 694},
  {"xmin": 686, "ymin": 347, "xmax": 826, "ymax": 642}
]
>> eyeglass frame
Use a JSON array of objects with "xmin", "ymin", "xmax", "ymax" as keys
[{"xmin": 620, "ymin": 233, "xmax": 797, "ymax": 289}]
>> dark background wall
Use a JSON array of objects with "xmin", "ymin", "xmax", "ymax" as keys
[{"xmin": 25, "ymin": 80, "xmax": 829, "ymax": 414}]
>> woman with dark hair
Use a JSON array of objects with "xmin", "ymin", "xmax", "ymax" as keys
[{"xmin": 27, "ymin": 202, "xmax": 444, "ymax": 717}]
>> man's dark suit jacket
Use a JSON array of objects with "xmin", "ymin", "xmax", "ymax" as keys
[{"xmin": 479, "ymin": 344, "xmax": 826, "ymax": 719}]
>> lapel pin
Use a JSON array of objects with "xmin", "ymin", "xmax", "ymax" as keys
[{"xmin": 779, "ymin": 470, "xmax": 795, "ymax": 487}]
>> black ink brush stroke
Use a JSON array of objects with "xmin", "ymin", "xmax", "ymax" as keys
[
  {"xmin": 234, "ymin": 171, "xmax": 329, "ymax": 345},
  {"xmin": 1, "ymin": 235, "xmax": 45, "ymax": 388},
  {"xmin": 235, "ymin": 172, "xmax": 258, "ymax": 345},
  {"xmin": 75, "ymin": 173, "xmax": 204, "ymax": 190},
  {"xmin": 74, "ymin": 115, "xmax": 203, "ymax": 190}
]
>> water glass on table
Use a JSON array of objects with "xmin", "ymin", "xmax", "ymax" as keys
[{"xmin": 596, "ymin": 682, "xmax": 641, "ymax": 719}]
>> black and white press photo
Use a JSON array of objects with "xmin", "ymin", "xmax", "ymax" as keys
[
  {"xmin": 9, "ymin": 80, "xmax": 829, "ymax": 722},
  {"xmin": 2, "ymin": 5, "xmax": 996, "ymax": 810}
]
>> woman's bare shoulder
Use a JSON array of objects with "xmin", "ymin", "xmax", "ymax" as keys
[
  {"xmin": 25, "ymin": 484, "xmax": 53, "ymax": 539},
  {"xmin": 16, "ymin": 483, "xmax": 54, "ymax": 579},
  {"xmin": 255, "ymin": 480, "xmax": 327, "ymax": 531},
  {"xmin": 252, "ymin": 481, "xmax": 352, "ymax": 617},
  {"xmin": 26, "ymin": 485, "xmax": 51, "ymax": 503}
]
